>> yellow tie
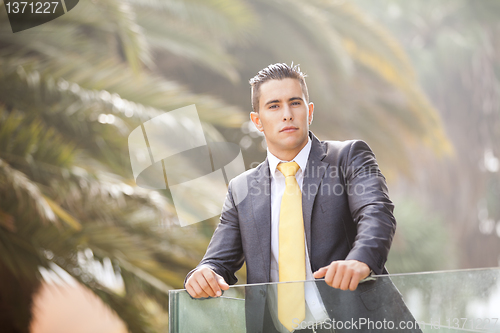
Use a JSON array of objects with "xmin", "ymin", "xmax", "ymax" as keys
[{"xmin": 276, "ymin": 162, "xmax": 306, "ymax": 332}]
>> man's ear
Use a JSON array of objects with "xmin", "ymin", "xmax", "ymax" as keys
[
  {"xmin": 308, "ymin": 102, "xmax": 314, "ymax": 125},
  {"xmin": 250, "ymin": 111, "xmax": 264, "ymax": 132}
]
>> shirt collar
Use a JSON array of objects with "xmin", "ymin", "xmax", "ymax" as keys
[{"xmin": 267, "ymin": 137, "xmax": 312, "ymax": 177}]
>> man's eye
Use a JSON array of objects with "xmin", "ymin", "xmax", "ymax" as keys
[
  {"xmin": 269, "ymin": 105, "xmax": 278, "ymax": 109},
  {"xmin": 291, "ymin": 101, "xmax": 301, "ymax": 106}
]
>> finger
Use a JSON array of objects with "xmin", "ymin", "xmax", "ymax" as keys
[
  {"xmin": 202, "ymin": 269, "xmax": 221, "ymax": 297},
  {"xmin": 185, "ymin": 275, "xmax": 203, "ymax": 298},
  {"xmin": 313, "ymin": 266, "xmax": 329, "ymax": 278},
  {"xmin": 324, "ymin": 263, "xmax": 338, "ymax": 287},
  {"xmin": 339, "ymin": 268, "xmax": 353, "ymax": 291},
  {"xmin": 349, "ymin": 270, "xmax": 361, "ymax": 291},
  {"xmin": 185, "ymin": 284, "xmax": 197, "ymax": 298},
  {"xmin": 191, "ymin": 280, "xmax": 210, "ymax": 298},
  {"xmin": 360, "ymin": 266, "xmax": 371, "ymax": 280},
  {"xmin": 196, "ymin": 273, "xmax": 215, "ymax": 297},
  {"xmin": 216, "ymin": 274, "xmax": 229, "ymax": 290},
  {"xmin": 331, "ymin": 263, "xmax": 345, "ymax": 289}
]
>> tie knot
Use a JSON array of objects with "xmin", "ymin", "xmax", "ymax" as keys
[{"xmin": 277, "ymin": 161, "xmax": 300, "ymax": 177}]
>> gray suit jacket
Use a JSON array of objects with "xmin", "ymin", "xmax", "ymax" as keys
[
  {"xmin": 186, "ymin": 131, "xmax": 422, "ymax": 332},
  {"xmin": 187, "ymin": 131, "xmax": 395, "ymax": 284}
]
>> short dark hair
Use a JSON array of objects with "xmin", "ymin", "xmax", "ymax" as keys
[{"xmin": 249, "ymin": 63, "xmax": 309, "ymax": 113}]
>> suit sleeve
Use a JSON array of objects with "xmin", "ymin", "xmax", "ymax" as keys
[
  {"xmin": 343, "ymin": 140, "xmax": 396, "ymax": 274},
  {"xmin": 184, "ymin": 179, "xmax": 245, "ymax": 287}
]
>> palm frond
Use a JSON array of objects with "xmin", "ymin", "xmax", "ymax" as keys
[
  {"xmin": 124, "ymin": 0, "xmax": 256, "ymax": 43},
  {"xmin": 97, "ymin": 0, "xmax": 154, "ymax": 72},
  {"xmin": 0, "ymin": 159, "xmax": 56, "ymax": 226}
]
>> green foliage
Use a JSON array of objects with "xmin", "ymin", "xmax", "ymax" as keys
[
  {"xmin": 352, "ymin": 0, "xmax": 500, "ymax": 269},
  {"xmin": 386, "ymin": 197, "xmax": 459, "ymax": 273},
  {"xmin": 0, "ymin": 0, "xmax": 252, "ymax": 332}
]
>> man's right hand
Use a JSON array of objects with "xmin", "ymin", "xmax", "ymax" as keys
[{"xmin": 185, "ymin": 266, "xmax": 229, "ymax": 298}]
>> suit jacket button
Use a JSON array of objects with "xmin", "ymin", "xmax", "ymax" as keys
[{"xmin": 260, "ymin": 290, "xmax": 266, "ymax": 297}]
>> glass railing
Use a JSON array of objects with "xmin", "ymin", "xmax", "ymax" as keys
[{"xmin": 169, "ymin": 268, "xmax": 500, "ymax": 332}]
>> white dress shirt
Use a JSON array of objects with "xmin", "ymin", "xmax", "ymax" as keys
[{"xmin": 266, "ymin": 137, "xmax": 330, "ymax": 332}]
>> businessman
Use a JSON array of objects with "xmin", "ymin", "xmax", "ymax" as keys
[{"xmin": 185, "ymin": 63, "xmax": 420, "ymax": 333}]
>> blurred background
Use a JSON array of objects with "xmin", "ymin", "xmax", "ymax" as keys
[{"xmin": 0, "ymin": 0, "xmax": 499, "ymax": 332}]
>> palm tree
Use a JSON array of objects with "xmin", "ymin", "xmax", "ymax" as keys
[{"xmin": 0, "ymin": 0, "xmax": 254, "ymax": 332}]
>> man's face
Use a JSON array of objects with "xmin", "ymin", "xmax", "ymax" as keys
[{"xmin": 250, "ymin": 78, "xmax": 314, "ymax": 161}]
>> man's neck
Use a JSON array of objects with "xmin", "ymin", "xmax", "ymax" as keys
[
  {"xmin": 268, "ymin": 139, "xmax": 309, "ymax": 162},
  {"xmin": 269, "ymin": 150, "xmax": 301, "ymax": 162}
]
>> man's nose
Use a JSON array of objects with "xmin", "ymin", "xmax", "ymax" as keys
[{"xmin": 282, "ymin": 104, "xmax": 293, "ymax": 121}]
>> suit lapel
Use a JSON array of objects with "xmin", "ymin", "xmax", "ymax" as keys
[
  {"xmin": 302, "ymin": 132, "xmax": 328, "ymax": 258},
  {"xmin": 251, "ymin": 159, "xmax": 272, "ymax": 282}
]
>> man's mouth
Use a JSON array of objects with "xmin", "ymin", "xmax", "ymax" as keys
[{"xmin": 280, "ymin": 126, "xmax": 298, "ymax": 132}]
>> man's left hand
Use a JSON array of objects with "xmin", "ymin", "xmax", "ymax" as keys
[{"xmin": 313, "ymin": 260, "xmax": 370, "ymax": 291}]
